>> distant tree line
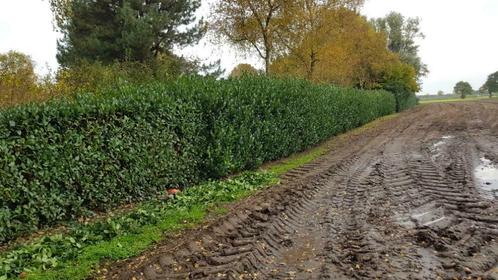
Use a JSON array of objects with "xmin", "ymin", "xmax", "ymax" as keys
[
  {"xmin": 448, "ymin": 71, "xmax": 498, "ymax": 99},
  {"xmin": 482, "ymin": 71, "xmax": 498, "ymax": 97}
]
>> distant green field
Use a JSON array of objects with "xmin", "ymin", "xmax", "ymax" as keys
[{"xmin": 418, "ymin": 95, "xmax": 497, "ymax": 104}]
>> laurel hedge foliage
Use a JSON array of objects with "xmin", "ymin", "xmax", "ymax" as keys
[
  {"xmin": 0, "ymin": 77, "xmax": 396, "ymax": 243},
  {"xmin": 393, "ymin": 91, "xmax": 418, "ymax": 112}
]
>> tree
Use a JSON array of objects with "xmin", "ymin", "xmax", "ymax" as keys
[
  {"xmin": 453, "ymin": 81, "xmax": 473, "ymax": 99},
  {"xmin": 49, "ymin": 0, "xmax": 205, "ymax": 67},
  {"xmin": 370, "ymin": 12, "xmax": 428, "ymax": 83},
  {"xmin": 483, "ymin": 71, "xmax": 498, "ymax": 98},
  {"xmin": 378, "ymin": 61, "xmax": 419, "ymax": 111},
  {"xmin": 55, "ymin": 55, "xmax": 224, "ymax": 96},
  {"xmin": 211, "ymin": 0, "xmax": 288, "ymax": 74},
  {"xmin": 437, "ymin": 90, "xmax": 444, "ymax": 96},
  {"xmin": 229, "ymin": 63, "xmax": 260, "ymax": 78},
  {"xmin": 0, "ymin": 51, "xmax": 38, "ymax": 93},
  {"xmin": 0, "ymin": 51, "xmax": 51, "ymax": 106},
  {"xmin": 478, "ymin": 86, "xmax": 488, "ymax": 96},
  {"xmin": 270, "ymin": 9, "xmax": 398, "ymax": 89},
  {"xmin": 0, "ymin": 51, "xmax": 37, "ymax": 89},
  {"xmin": 210, "ymin": 0, "xmax": 364, "ymax": 76},
  {"xmin": 275, "ymin": 0, "xmax": 364, "ymax": 80}
]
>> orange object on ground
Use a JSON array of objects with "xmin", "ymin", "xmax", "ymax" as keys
[{"xmin": 167, "ymin": 188, "xmax": 181, "ymax": 195}]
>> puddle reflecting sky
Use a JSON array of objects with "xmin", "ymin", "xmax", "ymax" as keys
[
  {"xmin": 475, "ymin": 157, "xmax": 498, "ymax": 197},
  {"xmin": 431, "ymin": 135, "xmax": 454, "ymax": 160}
]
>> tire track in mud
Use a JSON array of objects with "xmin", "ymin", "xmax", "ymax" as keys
[
  {"xmin": 401, "ymin": 118, "xmax": 498, "ymax": 280},
  {"xmin": 102, "ymin": 101, "xmax": 498, "ymax": 280},
  {"xmin": 406, "ymin": 153, "xmax": 498, "ymax": 279},
  {"xmin": 320, "ymin": 162, "xmax": 389, "ymax": 279}
]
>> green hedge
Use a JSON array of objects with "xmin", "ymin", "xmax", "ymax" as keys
[
  {"xmin": 389, "ymin": 90, "xmax": 418, "ymax": 112},
  {"xmin": 0, "ymin": 77, "xmax": 396, "ymax": 243}
]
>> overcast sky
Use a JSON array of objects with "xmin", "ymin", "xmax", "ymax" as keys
[{"xmin": 0, "ymin": 0, "xmax": 497, "ymax": 94}]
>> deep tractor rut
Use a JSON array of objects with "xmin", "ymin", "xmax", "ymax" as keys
[{"xmin": 103, "ymin": 101, "xmax": 498, "ymax": 280}]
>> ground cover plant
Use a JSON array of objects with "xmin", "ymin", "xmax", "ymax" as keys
[
  {"xmin": 0, "ymin": 76, "xmax": 398, "ymax": 246},
  {"xmin": 0, "ymin": 172, "xmax": 277, "ymax": 279}
]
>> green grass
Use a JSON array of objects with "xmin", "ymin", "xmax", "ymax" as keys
[
  {"xmin": 23, "ymin": 176, "xmax": 276, "ymax": 280},
  {"xmin": 267, "ymin": 147, "xmax": 327, "ymax": 175},
  {"xmin": 265, "ymin": 113, "xmax": 399, "ymax": 176},
  {"xmin": 25, "ymin": 208, "xmax": 205, "ymax": 280},
  {"xmin": 419, "ymin": 96, "xmax": 497, "ymax": 104}
]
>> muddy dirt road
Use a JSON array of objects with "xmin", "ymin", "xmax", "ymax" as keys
[{"xmin": 104, "ymin": 101, "xmax": 498, "ymax": 279}]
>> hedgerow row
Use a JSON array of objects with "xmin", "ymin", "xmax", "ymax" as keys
[{"xmin": 0, "ymin": 77, "xmax": 397, "ymax": 243}]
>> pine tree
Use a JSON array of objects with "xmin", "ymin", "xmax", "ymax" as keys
[{"xmin": 50, "ymin": 0, "xmax": 205, "ymax": 67}]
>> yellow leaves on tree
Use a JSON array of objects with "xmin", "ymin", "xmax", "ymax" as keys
[
  {"xmin": 380, "ymin": 61, "xmax": 419, "ymax": 93},
  {"xmin": 212, "ymin": 0, "xmax": 418, "ymax": 93},
  {"xmin": 211, "ymin": 0, "xmax": 288, "ymax": 74},
  {"xmin": 212, "ymin": 0, "xmax": 365, "ymax": 76},
  {"xmin": 229, "ymin": 63, "xmax": 260, "ymax": 78},
  {"xmin": 0, "ymin": 51, "xmax": 42, "ymax": 107},
  {"xmin": 271, "ymin": 8, "xmax": 402, "ymax": 89},
  {"xmin": 274, "ymin": 0, "xmax": 365, "ymax": 80}
]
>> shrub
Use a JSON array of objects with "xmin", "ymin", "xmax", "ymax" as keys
[
  {"xmin": 392, "ymin": 90, "xmax": 418, "ymax": 111},
  {"xmin": 0, "ymin": 76, "xmax": 396, "ymax": 243}
]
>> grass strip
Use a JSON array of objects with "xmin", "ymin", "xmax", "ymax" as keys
[
  {"xmin": 24, "ymin": 208, "xmax": 205, "ymax": 280},
  {"xmin": 419, "ymin": 96, "xmax": 497, "ymax": 104},
  {"xmin": 267, "ymin": 147, "xmax": 327, "ymax": 176},
  {"xmin": 266, "ymin": 113, "xmax": 398, "ymax": 176}
]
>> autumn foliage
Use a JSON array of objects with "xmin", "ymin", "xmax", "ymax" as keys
[
  {"xmin": 0, "ymin": 51, "xmax": 56, "ymax": 107},
  {"xmin": 271, "ymin": 9, "xmax": 393, "ymax": 87},
  {"xmin": 212, "ymin": 1, "xmax": 419, "ymax": 108},
  {"xmin": 229, "ymin": 63, "xmax": 260, "ymax": 78}
]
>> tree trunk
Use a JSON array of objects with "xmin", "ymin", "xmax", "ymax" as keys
[
  {"xmin": 264, "ymin": 55, "xmax": 270, "ymax": 74},
  {"xmin": 307, "ymin": 52, "xmax": 317, "ymax": 81}
]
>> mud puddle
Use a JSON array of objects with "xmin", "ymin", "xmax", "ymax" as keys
[
  {"xmin": 475, "ymin": 156, "xmax": 498, "ymax": 198},
  {"xmin": 396, "ymin": 202, "xmax": 449, "ymax": 229},
  {"xmin": 430, "ymin": 135, "xmax": 454, "ymax": 159}
]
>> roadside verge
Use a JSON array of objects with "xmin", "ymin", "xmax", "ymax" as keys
[{"xmin": 0, "ymin": 113, "xmax": 399, "ymax": 280}]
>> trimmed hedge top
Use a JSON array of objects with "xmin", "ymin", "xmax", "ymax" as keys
[{"xmin": 0, "ymin": 77, "xmax": 396, "ymax": 243}]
